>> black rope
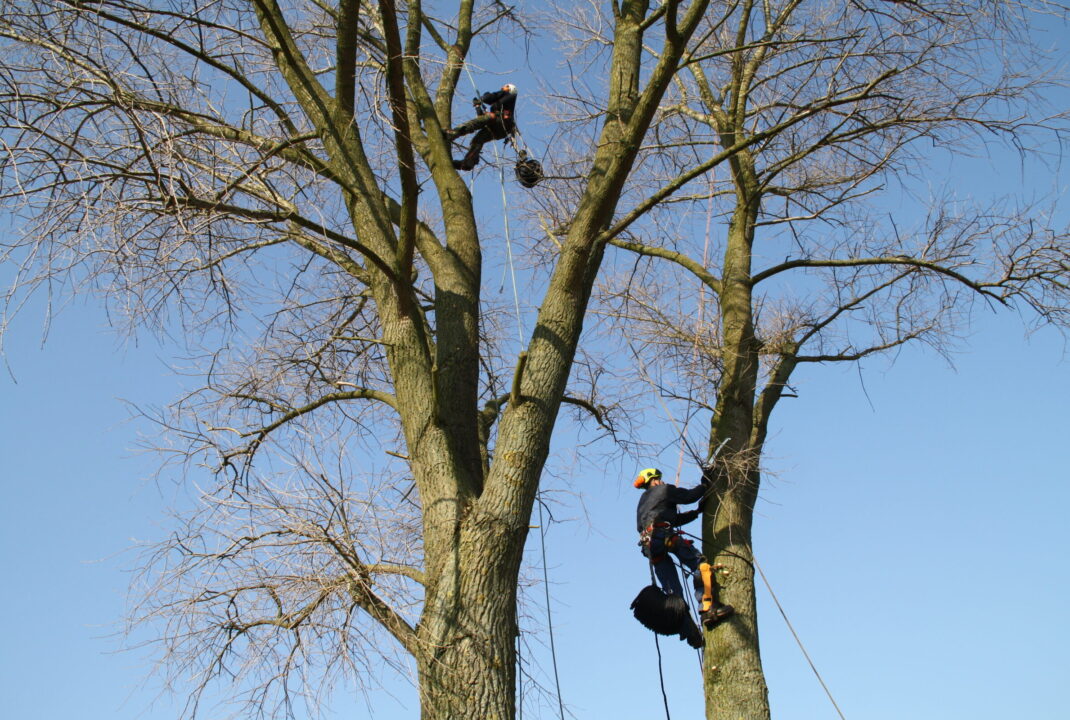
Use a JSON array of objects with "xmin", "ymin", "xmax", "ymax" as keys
[
  {"xmin": 647, "ymin": 560, "xmax": 672, "ymax": 720},
  {"xmin": 677, "ymin": 561, "xmax": 706, "ymax": 671},
  {"xmin": 653, "ymin": 631, "xmax": 672, "ymax": 720},
  {"xmin": 516, "ymin": 633, "xmax": 525, "ymax": 720}
]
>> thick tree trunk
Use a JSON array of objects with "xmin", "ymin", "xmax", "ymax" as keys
[
  {"xmin": 416, "ymin": 536, "xmax": 520, "ymax": 720},
  {"xmin": 414, "ymin": 441, "xmax": 539, "ymax": 719},
  {"xmin": 703, "ymin": 465, "xmax": 769, "ymax": 720},
  {"xmin": 387, "ymin": 3, "xmax": 714, "ymax": 715}
]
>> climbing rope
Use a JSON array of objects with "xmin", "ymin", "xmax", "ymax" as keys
[
  {"xmin": 646, "ymin": 557, "xmax": 674, "ymax": 720},
  {"xmin": 492, "ymin": 144, "xmax": 524, "ymax": 342},
  {"xmin": 678, "ymin": 562, "xmax": 706, "ymax": 673},
  {"xmin": 488, "ymin": 89, "xmax": 566, "ymax": 720},
  {"xmin": 752, "ymin": 556, "xmax": 848, "ymax": 720},
  {"xmin": 537, "ymin": 498, "xmax": 566, "ymax": 720},
  {"xmin": 516, "ymin": 634, "xmax": 524, "ymax": 720},
  {"xmin": 669, "ymin": 537, "xmax": 848, "ymax": 720},
  {"xmin": 653, "ymin": 631, "xmax": 672, "ymax": 720}
]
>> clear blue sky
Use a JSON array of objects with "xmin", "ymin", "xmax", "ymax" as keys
[
  {"xmin": 3, "ymin": 222, "xmax": 1068, "ymax": 720},
  {"xmin": 3, "ymin": 20, "xmax": 1070, "ymax": 720}
]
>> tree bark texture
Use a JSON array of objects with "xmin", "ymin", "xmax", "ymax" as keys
[{"xmin": 702, "ymin": 187, "xmax": 772, "ymax": 719}]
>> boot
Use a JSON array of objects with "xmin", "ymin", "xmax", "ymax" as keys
[{"xmin": 700, "ymin": 603, "xmax": 735, "ymax": 628}]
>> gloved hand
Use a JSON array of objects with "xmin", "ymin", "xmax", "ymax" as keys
[{"xmin": 472, "ymin": 96, "xmax": 485, "ymax": 115}]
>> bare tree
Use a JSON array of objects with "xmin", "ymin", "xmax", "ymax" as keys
[
  {"xmin": 5, "ymin": 0, "xmax": 1065, "ymax": 717},
  {"xmin": 553, "ymin": 1, "xmax": 1069, "ymax": 717},
  {"xmin": 0, "ymin": 0, "xmax": 740, "ymax": 718}
]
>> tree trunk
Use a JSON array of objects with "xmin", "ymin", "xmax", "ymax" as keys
[
  {"xmin": 417, "ymin": 524, "xmax": 520, "ymax": 720},
  {"xmin": 703, "ymin": 195, "xmax": 771, "ymax": 719},
  {"xmin": 703, "ymin": 464, "xmax": 769, "ymax": 720},
  {"xmin": 414, "ymin": 443, "xmax": 542, "ymax": 719}
]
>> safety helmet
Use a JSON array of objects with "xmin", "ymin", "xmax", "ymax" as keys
[
  {"xmin": 634, "ymin": 467, "xmax": 662, "ymax": 489},
  {"xmin": 502, "ymin": 83, "xmax": 517, "ymax": 94}
]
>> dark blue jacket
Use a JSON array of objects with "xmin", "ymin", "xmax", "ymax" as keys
[
  {"xmin": 480, "ymin": 89, "xmax": 517, "ymax": 120},
  {"xmin": 636, "ymin": 482, "xmax": 704, "ymax": 532}
]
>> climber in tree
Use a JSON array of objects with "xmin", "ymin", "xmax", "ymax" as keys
[
  {"xmin": 445, "ymin": 83, "xmax": 518, "ymax": 171},
  {"xmin": 634, "ymin": 467, "xmax": 735, "ymax": 628}
]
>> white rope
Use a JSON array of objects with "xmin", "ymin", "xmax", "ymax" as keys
[
  {"xmin": 461, "ymin": 60, "xmax": 564, "ymax": 720},
  {"xmin": 492, "ymin": 116, "xmax": 566, "ymax": 720},
  {"xmin": 493, "ymin": 145, "xmax": 525, "ymax": 344},
  {"xmin": 752, "ymin": 557, "xmax": 848, "ymax": 720}
]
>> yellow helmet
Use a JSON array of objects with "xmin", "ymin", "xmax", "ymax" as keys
[{"xmin": 634, "ymin": 467, "xmax": 662, "ymax": 489}]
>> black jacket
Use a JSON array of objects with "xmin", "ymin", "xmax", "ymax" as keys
[
  {"xmin": 636, "ymin": 482, "xmax": 705, "ymax": 532},
  {"xmin": 480, "ymin": 89, "xmax": 517, "ymax": 120}
]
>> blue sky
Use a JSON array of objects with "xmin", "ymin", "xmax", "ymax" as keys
[{"xmin": 3, "ymin": 232, "xmax": 1068, "ymax": 720}]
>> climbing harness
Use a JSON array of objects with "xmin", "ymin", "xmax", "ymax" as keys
[
  {"xmin": 638, "ymin": 521, "xmax": 676, "ymax": 556},
  {"xmin": 640, "ymin": 524, "xmax": 717, "ymax": 620}
]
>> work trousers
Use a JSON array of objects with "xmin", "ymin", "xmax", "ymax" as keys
[
  {"xmin": 645, "ymin": 529, "xmax": 704, "ymax": 599},
  {"xmin": 450, "ymin": 114, "xmax": 514, "ymax": 170}
]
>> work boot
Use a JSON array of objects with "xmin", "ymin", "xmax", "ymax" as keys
[{"xmin": 701, "ymin": 603, "xmax": 735, "ymax": 628}]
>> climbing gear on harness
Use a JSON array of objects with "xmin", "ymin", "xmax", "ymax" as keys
[
  {"xmin": 640, "ymin": 522, "xmax": 695, "ymax": 553},
  {"xmin": 641, "ymin": 527, "xmax": 725, "ymax": 620},
  {"xmin": 634, "ymin": 467, "xmax": 662, "ymax": 488},
  {"xmin": 514, "ymin": 150, "xmax": 543, "ymax": 188},
  {"xmin": 638, "ymin": 521, "xmax": 680, "ymax": 558},
  {"xmin": 475, "ymin": 84, "xmax": 516, "ymax": 121}
]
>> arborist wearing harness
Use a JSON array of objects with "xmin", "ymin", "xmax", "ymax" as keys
[
  {"xmin": 635, "ymin": 467, "xmax": 735, "ymax": 630},
  {"xmin": 445, "ymin": 83, "xmax": 519, "ymax": 171}
]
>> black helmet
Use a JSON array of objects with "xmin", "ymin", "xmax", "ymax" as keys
[{"xmin": 514, "ymin": 155, "xmax": 543, "ymax": 188}]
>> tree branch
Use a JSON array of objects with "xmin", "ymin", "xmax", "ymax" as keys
[
  {"xmin": 608, "ymin": 236, "xmax": 721, "ymax": 293},
  {"xmin": 751, "ymin": 254, "xmax": 1006, "ymax": 303}
]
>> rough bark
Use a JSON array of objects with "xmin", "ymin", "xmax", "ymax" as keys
[{"xmin": 702, "ymin": 186, "xmax": 772, "ymax": 719}]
